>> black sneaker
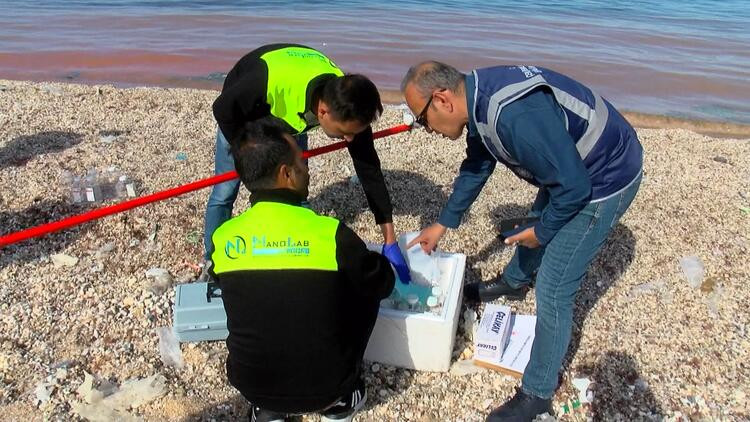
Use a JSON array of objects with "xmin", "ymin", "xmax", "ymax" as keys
[
  {"xmin": 464, "ymin": 276, "xmax": 529, "ymax": 303},
  {"xmin": 320, "ymin": 378, "xmax": 367, "ymax": 422},
  {"xmin": 249, "ymin": 405, "xmax": 288, "ymax": 422},
  {"xmin": 486, "ymin": 388, "xmax": 553, "ymax": 422}
]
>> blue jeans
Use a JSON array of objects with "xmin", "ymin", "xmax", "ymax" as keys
[
  {"xmin": 503, "ymin": 172, "xmax": 642, "ymax": 399},
  {"xmin": 203, "ymin": 129, "xmax": 308, "ymax": 260}
]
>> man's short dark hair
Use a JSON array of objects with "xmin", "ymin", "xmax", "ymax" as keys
[
  {"xmin": 322, "ymin": 74, "xmax": 383, "ymax": 125},
  {"xmin": 230, "ymin": 116, "xmax": 294, "ymax": 191}
]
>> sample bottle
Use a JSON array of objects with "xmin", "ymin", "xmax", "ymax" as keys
[
  {"xmin": 83, "ymin": 169, "xmax": 102, "ymax": 203},
  {"xmin": 62, "ymin": 171, "xmax": 82, "ymax": 203}
]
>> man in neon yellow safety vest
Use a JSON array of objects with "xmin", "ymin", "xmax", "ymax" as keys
[
  {"xmin": 210, "ymin": 117, "xmax": 395, "ymax": 421},
  {"xmin": 203, "ymin": 43, "xmax": 410, "ymax": 284}
]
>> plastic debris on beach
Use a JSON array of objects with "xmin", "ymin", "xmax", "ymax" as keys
[
  {"xmin": 706, "ymin": 285, "xmax": 724, "ymax": 318},
  {"xmin": 99, "ymin": 134, "xmax": 119, "ymax": 144},
  {"xmin": 145, "ymin": 268, "xmax": 173, "ymax": 295},
  {"xmin": 71, "ymin": 373, "xmax": 167, "ymax": 422},
  {"xmin": 463, "ymin": 308, "xmax": 478, "ymax": 341},
  {"xmin": 62, "ymin": 167, "xmax": 137, "ymax": 204},
  {"xmin": 679, "ymin": 255, "xmax": 704, "ymax": 288},
  {"xmin": 175, "ymin": 152, "xmax": 188, "ymax": 162},
  {"xmin": 631, "ymin": 280, "xmax": 665, "ymax": 295},
  {"xmin": 572, "ymin": 377, "xmax": 593, "ymax": 404},
  {"xmin": 33, "ymin": 381, "xmax": 52, "ymax": 406},
  {"xmin": 449, "ymin": 359, "xmax": 485, "ymax": 376},
  {"xmin": 157, "ymin": 326, "xmax": 184, "ymax": 369},
  {"xmin": 41, "ymin": 85, "xmax": 63, "ymax": 95},
  {"xmin": 629, "ymin": 279, "xmax": 673, "ymax": 303},
  {"xmin": 51, "ymin": 253, "xmax": 79, "ymax": 268}
]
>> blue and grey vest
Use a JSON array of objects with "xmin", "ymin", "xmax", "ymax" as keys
[{"xmin": 472, "ymin": 66, "xmax": 643, "ymax": 201}]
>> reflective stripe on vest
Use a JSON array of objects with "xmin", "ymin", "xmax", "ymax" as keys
[
  {"xmin": 472, "ymin": 68, "xmax": 609, "ymax": 167},
  {"xmin": 261, "ymin": 47, "xmax": 344, "ymax": 133},
  {"xmin": 211, "ymin": 202, "xmax": 339, "ymax": 273}
]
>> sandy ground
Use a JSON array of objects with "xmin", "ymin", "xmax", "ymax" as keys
[{"xmin": 0, "ymin": 80, "xmax": 749, "ymax": 421}]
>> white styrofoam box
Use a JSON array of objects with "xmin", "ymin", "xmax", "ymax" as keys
[{"xmin": 364, "ymin": 248, "xmax": 466, "ymax": 372}]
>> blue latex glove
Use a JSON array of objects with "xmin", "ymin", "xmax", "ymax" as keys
[{"xmin": 382, "ymin": 242, "xmax": 411, "ymax": 284}]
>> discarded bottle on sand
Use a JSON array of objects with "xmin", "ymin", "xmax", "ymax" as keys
[
  {"xmin": 101, "ymin": 166, "xmax": 120, "ymax": 199},
  {"xmin": 115, "ymin": 175, "xmax": 137, "ymax": 198},
  {"xmin": 61, "ymin": 171, "xmax": 83, "ymax": 204},
  {"xmin": 83, "ymin": 169, "xmax": 102, "ymax": 203}
]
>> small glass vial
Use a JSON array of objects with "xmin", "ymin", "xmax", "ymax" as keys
[
  {"xmin": 426, "ymin": 295, "xmax": 440, "ymax": 313},
  {"xmin": 431, "ymin": 286, "xmax": 442, "ymax": 298},
  {"xmin": 406, "ymin": 294, "xmax": 420, "ymax": 312}
]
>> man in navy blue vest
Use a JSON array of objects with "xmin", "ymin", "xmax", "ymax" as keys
[{"xmin": 402, "ymin": 61, "xmax": 643, "ymax": 421}]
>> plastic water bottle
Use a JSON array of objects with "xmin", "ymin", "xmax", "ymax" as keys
[
  {"xmin": 62, "ymin": 171, "xmax": 82, "ymax": 203},
  {"xmin": 124, "ymin": 176, "xmax": 137, "ymax": 198},
  {"xmin": 83, "ymin": 169, "xmax": 102, "ymax": 203},
  {"xmin": 72, "ymin": 175, "xmax": 83, "ymax": 204},
  {"xmin": 115, "ymin": 175, "xmax": 128, "ymax": 199},
  {"xmin": 101, "ymin": 166, "xmax": 119, "ymax": 200}
]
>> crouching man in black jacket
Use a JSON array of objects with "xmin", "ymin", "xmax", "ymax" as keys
[{"xmin": 210, "ymin": 117, "xmax": 395, "ymax": 422}]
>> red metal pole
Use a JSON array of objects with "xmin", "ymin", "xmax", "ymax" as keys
[{"xmin": 0, "ymin": 124, "xmax": 411, "ymax": 248}]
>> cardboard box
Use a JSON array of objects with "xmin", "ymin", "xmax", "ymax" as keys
[
  {"xmin": 475, "ymin": 314, "xmax": 537, "ymax": 378},
  {"xmin": 474, "ymin": 304, "xmax": 512, "ymax": 363}
]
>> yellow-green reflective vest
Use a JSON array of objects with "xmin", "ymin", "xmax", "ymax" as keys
[
  {"xmin": 212, "ymin": 201, "xmax": 339, "ymax": 274},
  {"xmin": 260, "ymin": 46, "xmax": 344, "ymax": 134}
]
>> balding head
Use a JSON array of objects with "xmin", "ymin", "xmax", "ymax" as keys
[
  {"xmin": 401, "ymin": 61, "xmax": 465, "ymax": 98},
  {"xmin": 401, "ymin": 61, "xmax": 469, "ymax": 140}
]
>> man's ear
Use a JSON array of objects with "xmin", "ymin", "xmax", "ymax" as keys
[
  {"xmin": 317, "ymin": 100, "xmax": 329, "ymax": 118},
  {"xmin": 275, "ymin": 163, "xmax": 292, "ymax": 187},
  {"xmin": 434, "ymin": 90, "xmax": 453, "ymax": 112}
]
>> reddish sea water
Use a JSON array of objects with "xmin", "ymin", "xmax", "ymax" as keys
[{"xmin": 1, "ymin": 1, "xmax": 748, "ymax": 123}]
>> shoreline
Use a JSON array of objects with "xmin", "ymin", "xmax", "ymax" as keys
[{"xmin": 3, "ymin": 78, "xmax": 749, "ymax": 139}]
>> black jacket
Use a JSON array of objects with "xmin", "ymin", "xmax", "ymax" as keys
[
  {"xmin": 210, "ymin": 189, "xmax": 395, "ymax": 412},
  {"xmin": 213, "ymin": 43, "xmax": 393, "ymax": 224}
]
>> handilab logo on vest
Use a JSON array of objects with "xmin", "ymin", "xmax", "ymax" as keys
[{"xmin": 251, "ymin": 235, "xmax": 311, "ymax": 256}]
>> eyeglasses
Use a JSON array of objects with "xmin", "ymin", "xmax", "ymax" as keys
[{"xmin": 414, "ymin": 93, "xmax": 434, "ymax": 128}]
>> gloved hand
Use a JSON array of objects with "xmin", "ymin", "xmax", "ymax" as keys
[{"xmin": 382, "ymin": 242, "xmax": 411, "ymax": 284}]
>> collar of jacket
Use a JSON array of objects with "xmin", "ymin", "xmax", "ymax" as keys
[{"xmin": 249, "ymin": 188, "xmax": 306, "ymax": 207}]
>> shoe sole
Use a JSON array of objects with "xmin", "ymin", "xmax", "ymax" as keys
[{"xmin": 320, "ymin": 391, "xmax": 367, "ymax": 422}]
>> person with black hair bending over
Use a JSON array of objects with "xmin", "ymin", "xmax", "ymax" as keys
[
  {"xmin": 202, "ymin": 44, "xmax": 410, "ymax": 284},
  {"xmin": 210, "ymin": 117, "xmax": 395, "ymax": 422}
]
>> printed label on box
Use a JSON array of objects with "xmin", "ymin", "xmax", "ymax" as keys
[{"xmin": 474, "ymin": 304, "xmax": 512, "ymax": 363}]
